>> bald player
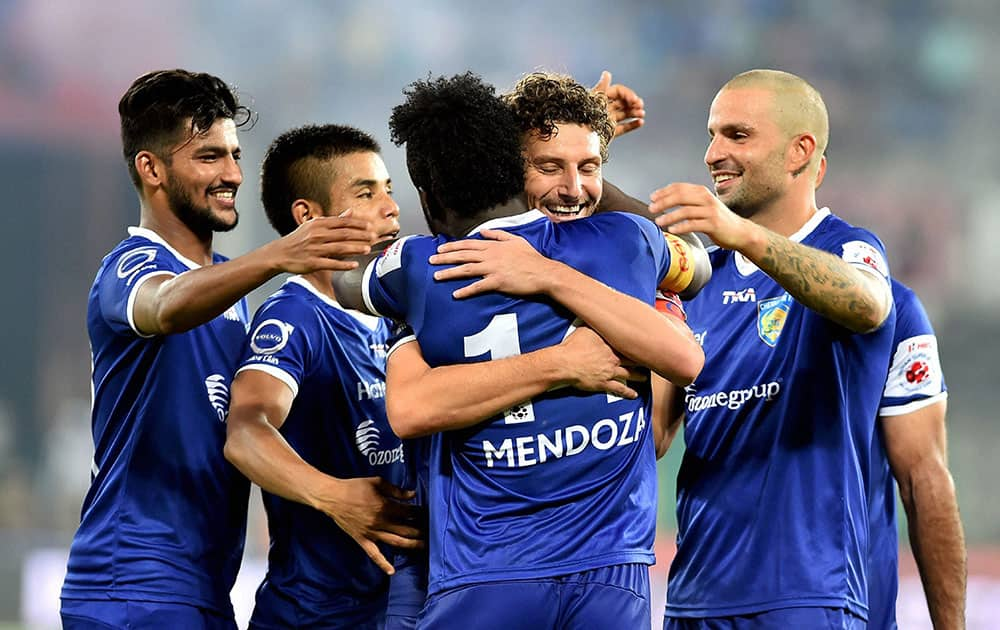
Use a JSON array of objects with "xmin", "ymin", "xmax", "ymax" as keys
[{"xmin": 651, "ymin": 69, "xmax": 896, "ymax": 628}]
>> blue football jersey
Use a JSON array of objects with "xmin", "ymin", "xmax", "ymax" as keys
[
  {"xmin": 236, "ymin": 276, "xmax": 406, "ymax": 622},
  {"xmin": 62, "ymin": 227, "xmax": 251, "ymax": 615},
  {"xmin": 867, "ymin": 280, "xmax": 947, "ymax": 630},
  {"xmin": 383, "ymin": 325, "xmax": 433, "ymax": 621},
  {"xmin": 666, "ymin": 209, "xmax": 896, "ymax": 620},
  {"xmin": 362, "ymin": 210, "xmax": 671, "ymax": 595}
]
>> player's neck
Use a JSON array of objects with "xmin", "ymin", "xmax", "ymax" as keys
[
  {"xmin": 752, "ymin": 193, "xmax": 819, "ymax": 238},
  {"xmin": 443, "ymin": 197, "xmax": 530, "ymax": 238},
  {"xmin": 138, "ymin": 201, "xmax": 214, "ymax": 266},
  {"xmin": 303, "ymin": 270, "xmax": 338, "ymax": 302}
]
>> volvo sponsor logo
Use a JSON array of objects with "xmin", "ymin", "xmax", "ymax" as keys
[{"xmin": 249, "ymin": 319, "xmax": 294, "ymax": 355}]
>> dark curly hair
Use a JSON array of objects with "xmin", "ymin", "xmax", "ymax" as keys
[
  {"xmin": 503, "ymin": 72, "xmax": 614, "ymax": 161},
  {"xmin": 260, "ymin": 124, "xmax": 380, "ymax": 235},
  {"xmin": 118, "ymin": 68, "xmax": 254, "ymax": 189},
  {"xmin": 389, "ymin": 72, "xmax": 523, "ymax": 228}
]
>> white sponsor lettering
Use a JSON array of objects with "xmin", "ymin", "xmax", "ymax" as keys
[
  {"xmin": 250, "ymin": 319, "xmax": 294, "ymax": 355},
  {"xmin": 369, "ymin": 443, "xmax": 406, "ymax": 466},
  {"xmin": 248, "ymin": 354, "xmax": 280, "ymax": 366},
  {"xmin": 357, "ymin": 379, "xmax": 386, "ymax": 400},
  {"xmin": 482, "ymin": 409, "xmax": 646, "ymax": 469},
  {"xmin": 693, "ymin": 330, "xmax": 708, "ymax": 347},
  {"xmin": 355, "ymin": 419, "xmax": 405, "ymax": 466},
  {"xmin": 685, "ymin": 381, "xmax": 781, "ymax": 413},
  {"xmin": 722, "ymin": 288, "xmax": 757, "ymax": 304}
]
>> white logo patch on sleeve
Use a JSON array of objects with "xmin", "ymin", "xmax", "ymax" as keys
[
  {"xmin": 883, "ymin": 334, "xmax": 942, "ymax": 398},
  {"xmin": 116, "ymin": 247, "xmax": 159, "ymax": 285},
  {"xmin": 376, "ymin": 235, "xmax": 415, "ymax": 278},
  {"xmin": 841, "ymin": 240, "xmax": 889, "ymax": 278},
  {"xmin": 249, "ymin": 319, "xmax": 295, "ymax": 355}
]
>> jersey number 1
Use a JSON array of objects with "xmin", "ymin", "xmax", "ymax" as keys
[{"xmin": 464, "ymin": 314, "xmax": 536, "ymax": 424}]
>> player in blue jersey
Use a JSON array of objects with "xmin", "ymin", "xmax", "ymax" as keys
[
  {"xmin": 221, "ymin": 124, "xmax": 424, "ymax": 629},
  {"xmin": 650, "ymin": 69, "xmax": 897, "ymax": 628},
  {"xmin": 377, "ymin": 70, "xmax": 706, "ymax": 630},
  {"xmin": 60, "ymin": 70, "xmax": 376, "ymax": 630},
  {"xmin": 868, "ymin": 280, "xmax": 965, "ymax": 629},
  {"xmin": 336, "ymin": 72, "xmax": 704, "ymax": 629}
]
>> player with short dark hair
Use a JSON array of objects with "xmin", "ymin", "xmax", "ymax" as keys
[
  {"xmin": 60, "ymin": 69, "xmax": 376, "ymax": 630},
  {"xmin": 336, "ymin": 71, "xmax": 703, "ymax": 629},
  {"xmin": 223, "ymin": 123, "xmax": 421, "ymax": 629}
]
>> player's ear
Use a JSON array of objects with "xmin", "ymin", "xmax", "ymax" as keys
[
  {"xmin": 135, "ymin": 151, "xmax": 164, "ymax": 187},
  {"xmin": 815, "ymin": 154, "xmax": 827, "ymax": 189},
  {"xmin": 787, "ymin": 133, "xmax": 816, "ymax": 176},
  {"xmin": 291, "ymin": 199, "xmax": 320, "ymax": 226}
]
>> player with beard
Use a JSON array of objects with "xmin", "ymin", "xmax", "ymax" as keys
[
  {"xmin": 60, "ymin": 69, "xmax": 375, "ymax": 630},
  {"xmin": 651, "ymin": 69, "xmax": 896, "ymax": 628}
]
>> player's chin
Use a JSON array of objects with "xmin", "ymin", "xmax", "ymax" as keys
[{"xmin": 212, "ymin": 208, "xmax": 240, "ymax": 232}]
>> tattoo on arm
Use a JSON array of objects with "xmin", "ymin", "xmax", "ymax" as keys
[{"xmin": 755, "ymin": 230, "xmax": 886, "ymax": 333}]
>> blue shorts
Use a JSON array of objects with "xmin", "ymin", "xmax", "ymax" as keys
[
  {"xmin": 60, "ymin": 598, "xmax": 236, "ymax": 630},
  {"xmin": 419, "ymin": 563, "xmax": 650, "ymax": 629},
  {"xmin": 385, "ymin": 549, "xmax": 429, "ymax": 630},
  {"xmin": 663, "ymin": 607, "xmax": 865, "ymax": 630},
  {"xmin": 249, "ymin": 580, "xmax": 386, "ymax": 629}
]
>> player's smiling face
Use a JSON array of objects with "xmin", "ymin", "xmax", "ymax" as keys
[
  {"xmin": 523, "ymin": 123, "xmax": 603, "ymax": 223},
  {"xmin": 705, "ymin": 87, "xmax": 789, "ymax": 219},
  {"xmin": 326, "ymin": 151, "xmax": 400, "ymax": 241},
  {"xmin": 162, "ymin": 118, "xmax": 242, "ymax": 233}
]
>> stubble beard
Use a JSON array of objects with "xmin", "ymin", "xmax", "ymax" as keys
[{"xmin": 165, "ymin": 178, "xmax": 238, "ymax": 236}]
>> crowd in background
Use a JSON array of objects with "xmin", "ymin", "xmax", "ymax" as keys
[{"xmin": 0, "ymin": 0, "xmax": 996, "ymax": 624}]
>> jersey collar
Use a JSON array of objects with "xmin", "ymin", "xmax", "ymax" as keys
[
  {"xmin": 127, "ymin": 226, "xmax": 203, "ymax": 270},
  {"xmin": 285, "ymin": 276, "xmax": 382, "ymax": 330},
  {"xmin": 734, "ymin": 207, "xmax": 832, "ymax": 276},
  {"xmin": 465, "ymin": 209, "xmax": 547, "ymax": 236}
]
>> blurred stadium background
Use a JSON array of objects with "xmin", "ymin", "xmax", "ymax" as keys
[{"xmin": 1, "ymin": 1, "xmax": 997, "ymax": 628}]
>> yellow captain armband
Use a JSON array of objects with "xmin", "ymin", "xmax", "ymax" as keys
[{"xmin": 661, "ymin": 233, "xmax": 695, "ymax": 292}]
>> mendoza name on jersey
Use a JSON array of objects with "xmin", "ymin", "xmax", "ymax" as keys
[{"xmin": 482, "ymin": 406, "xmax": 647, "ymax": 469}]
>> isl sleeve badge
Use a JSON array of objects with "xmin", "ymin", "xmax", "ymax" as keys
[{"xmin": 757, "ymin": 293, "xmax": 793, "ymax": 347}]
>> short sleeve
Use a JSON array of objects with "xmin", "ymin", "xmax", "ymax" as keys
[
  {"xmin": 879, "ymin": 285, "xmax": 947, "ymax": 416},
  {"xmin": 363, "ymin": 235, "xmax": 425, "ymax": 320},
  {"xmin": 837, "ymin": 232, "xmax": 890, "ymax": 286},
  {"xmin": 97, "ymin": 244, "xmax": 178, "ymax": 337},
  {"xmin": 235, "ymin": 298, "xmax": 314, "ymax": 398}
]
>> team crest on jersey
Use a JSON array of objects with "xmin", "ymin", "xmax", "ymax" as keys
[
  {"xmin": 204, "ymin": 374, "xmax": 231, "ymax": 422},
  {"xmin": 757, "ymin": 293, "xmax": 793, "ymax": 347}
]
